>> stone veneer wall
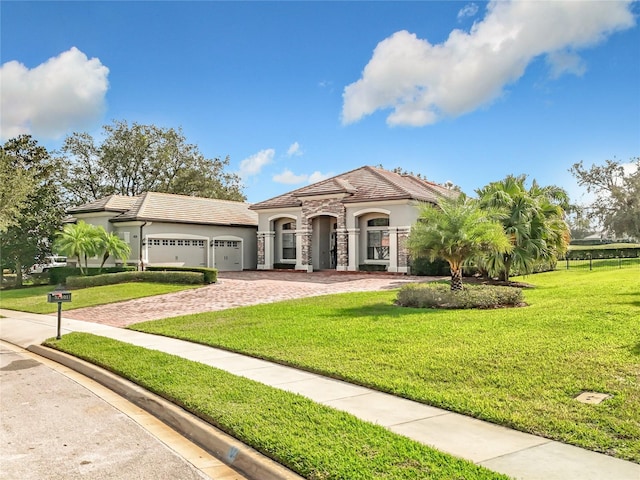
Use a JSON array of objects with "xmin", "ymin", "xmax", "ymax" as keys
[
  {"xmin": 257, "ymin": 233, "xmax": 265, "ymax": 266},
  {"xmin": 300, "ymin": 198, "xmax": 348, "ymax": 269},
  {"xmin": 397, "ymin": 227, "xmax": 410, "ymax": 270}
]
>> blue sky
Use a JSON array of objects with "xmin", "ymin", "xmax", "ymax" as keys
[{"xmin": 2, "ymin": 1, "xmax": 639, "ymax": 204}]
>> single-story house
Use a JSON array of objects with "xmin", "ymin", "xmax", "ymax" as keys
[
  {"xmin": 68, "ymin": 166, "xmax": 457, "ymax": 274},
  {"xmin": 249, "ymin": 166, "xmax": 458, "ymax": 273},
  {"xmin": 67, "ymin": 192, "xmax": 258, "ymax": 271}
]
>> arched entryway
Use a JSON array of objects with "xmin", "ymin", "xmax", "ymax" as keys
[{"xmin": 310, "ymin": 215, "xmax": 338, "ymax": 270}]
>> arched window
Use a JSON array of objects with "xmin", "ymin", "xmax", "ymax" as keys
[
  {"xmin": 281, "ymin": 221, "xmax": 296, "ymax": 260},
  {"xmin": 366, "ymin": 217, "xmax": 389, "ymax": 260}
]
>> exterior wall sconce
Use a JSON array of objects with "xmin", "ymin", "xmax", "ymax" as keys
[{"xmin": 209, "ymin": 240, "xmax": 215, "ymax": 247}]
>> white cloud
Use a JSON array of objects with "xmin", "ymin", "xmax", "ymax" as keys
[
  {"xmin": 239, "ymin": 148, "xmax": 274, "ymax": 178},
  {"xmin": 308, "ymin": 171, "xmax": 332, "ymax": 184},
  {"xmin": 546, "ymin": 50, "xmax": 587, "ymax": 79},
  {"xmin": 286, "ymin": 142, "xmax": 302, "ymax": 157},
  {"xmin": 342, "ymin": 0, "xmax": 635, "ymax": 127},
  {"xmin": 272, "ymin": 169, "xmax": 333, "ymax": 185},
  {"xmin": 0, "ymin": 47, "xmax": 109, "ymax": 140},
  {"xmin": 457, "ymin": 3, "xmax": 479, "ymax": 21},
  {"xmin": 273, "ymin": 168, "xmax": 308, "ymax": 184}
]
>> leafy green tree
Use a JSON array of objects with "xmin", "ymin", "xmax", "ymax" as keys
[
  {"xmin": 476, "ymin": 175, "xmax": 570, "ymax": 281},
  {"xmin": 408, "ymin": 196, "xmax": 512, "ymax": 291},
  {"xmin": 54, "ymin": 221, "xmax": 101, "ymax": 274},
  {"xmin": 97, "ymin": 229, "xmax": 131, "ymax": 269},
  {"xmin": 570, "ymin": 157, "xmax": 640, "ymax": 240},
  {"xmin": 61, "ymin": 120, "xmax": 245, "ymax": 205},
  {"xmin": 0, "ymin": 136, "xmax": 64, "ymax": 286},
  {"xmin": 0, "ymin": 150, "xmax": 35, "ymax": 233}
]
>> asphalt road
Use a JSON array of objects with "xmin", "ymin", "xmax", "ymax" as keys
[{"xmin": 0, "ymin": 343, "xmax": 211, "ymax": 480}]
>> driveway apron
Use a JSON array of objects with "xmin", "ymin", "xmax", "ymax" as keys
[{"xmin": 60, "ymin": 271, "xmax": 437, "ymax": 326}]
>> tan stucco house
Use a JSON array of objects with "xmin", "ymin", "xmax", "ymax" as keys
[
  {"xmin": 69, "ymin": 166, "xmax": 456, "ymax": 274},
  {"xmin": 249, "ymin": 166, "xmax": 458, "ymax": 273},
  {"xmin": 67, "ymin": 192, "xmax": 258, "ymax": 271}
]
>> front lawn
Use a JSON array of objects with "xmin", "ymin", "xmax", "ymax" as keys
[
  {"xmin": 0, "ymin": 283, "xmax": 201, "ymax": 314},
  {"xmin": 131, "ymin": 269, "xmax": 640, "ymax": 462},
  {"xmin": 46, "ymin": 333, "xmax": 507, "ymax": 480}
]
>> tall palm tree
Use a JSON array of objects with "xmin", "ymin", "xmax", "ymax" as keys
[
  {"xmin": 408, "ymin": 196, "xmax": 512, "ymax": 291},
  {"xmin": 54, "ymin": 221, "xmax": 101, "ymax": 274},
  {"xmin": 98, "ymin": 230, "xmax": 131, "ymax": 269},
  {"xmin": 476, "ymin": 175, "xmax": 570, "ymax": 281}
]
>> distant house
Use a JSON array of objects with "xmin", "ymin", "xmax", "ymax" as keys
[
  {"xmin": 67, "ymin": 192, "xmax": 258, "ymax": 271},
  {"xmin": 250, "ymin": 166, "xmax": 458, "ymax": 273}
]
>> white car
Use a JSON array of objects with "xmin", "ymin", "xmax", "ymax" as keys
[{"xmin": 29, "ymin": 256, "xmax": 67, "ymax": 274}]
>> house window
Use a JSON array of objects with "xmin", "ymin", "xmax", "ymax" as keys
[
  {"xmin": 281, "ymin": 221, "xmax": 296, "ymax": 260},
  {"xmin": 366, "ymin": 217, "xmax": 390, "ymax": 260}
]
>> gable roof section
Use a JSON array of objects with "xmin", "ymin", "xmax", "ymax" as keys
[
  {"xmin": 69, "ymin": 192, "xmax": 258, "ymax": 227},
  {"xmin": 250, "ymin": 166, "xmax": 458, "ymax": 210},
  {"xmin": 67, "ymin": 194, "xmax": 138, "ymax": 214}
]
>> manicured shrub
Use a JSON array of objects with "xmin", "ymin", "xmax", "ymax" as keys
[
  {"xmin": 396, "ymin": 283, "xmax": 524, "ymax": 309},
  {"xmin": 49, "ymin": 266, "xmax": 136, "ymax": 285},
  {"xmin": 145, "ymin": 266, "xmax": 217, "ymax": 284},
  {"xmin": 410, "ymin": 257, "xmax": 449, "ymax": 276},
  {"xmin": 273, "ymin": 263, "xmax": 296, "ymax": 269},
  {"xmin": 358, "ymin": 264, "xmax": 388, "ymax": 272},
  {"xmin": 66, "ymin": 271, "xmax": 204, "ymax": 288}
]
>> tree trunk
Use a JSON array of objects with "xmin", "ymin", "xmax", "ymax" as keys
[
  {"xmin": 15, "ymin": 260, "xmax": 23, "ymax": 287},
  {"xmin": 450, "ymin": 267, "xmax": 463, "ymax": 291},
  {"xmin": 502, "ymin": 255, "xmax": 512, "ymax": 282}
]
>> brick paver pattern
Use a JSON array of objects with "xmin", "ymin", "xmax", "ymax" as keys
[{"xmin": 61, "ymin": 271, "xmax": 439, "ymax": 327}]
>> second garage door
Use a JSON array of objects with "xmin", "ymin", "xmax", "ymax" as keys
[
  {"xmin": 148, "ymin": 238, "xmax": 206, "ymax": 267},
  {"xmin": 214, "ymin": 240, "xmax": 242, "ymax": 271}
]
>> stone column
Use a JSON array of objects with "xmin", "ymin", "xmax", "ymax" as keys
[
  {"xmin": 257, "ymin": 231, "xmax": 275, "ymax": 270},
  {"xmin": 396, "ymin": 227, "xmax": 411, "ymax": 274},
  {"xmin": 298, "ymin": 222, "xmax": 313, "ymax": 272},
  {"xmin": 336, "ymin": 229, "xmax": 349, "ymax": 271}
]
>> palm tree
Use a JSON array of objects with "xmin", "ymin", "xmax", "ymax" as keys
[
  {"xmin": 97, "ymin": 229, "xmax": 131, "ymax": 269},
  {"xmin": 476, "ymin": 175, "xmax": 570, "ymax": 281},
  {"xmin": 54, "ymin": 221, "xmax": 101, "ymax": 274},
  {"xmin": 408, "ymin": 196, "xmax": 512, "ymax": 291}
]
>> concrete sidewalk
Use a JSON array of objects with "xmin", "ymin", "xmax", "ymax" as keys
[{"xmin": 2, "ymin": 309, "xmax": 638, "ymax": 480}]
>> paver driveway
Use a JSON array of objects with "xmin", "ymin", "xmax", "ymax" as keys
[{"xmin": 61, "ymin": 271, "xmax": 438, "ymax": 327}]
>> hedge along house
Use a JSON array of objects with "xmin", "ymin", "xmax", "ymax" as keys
[
  {"xmin": 66, "ymin": 192, "xmax": 258, "ymax": 271},
  {"xmin": 250, "ymin": 166, "xmax": 458, "ymax": 273}
]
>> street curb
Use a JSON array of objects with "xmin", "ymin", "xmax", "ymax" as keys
[{"xmin": 28, "ymin": 344, "xmax": 304, "ymax": 480}]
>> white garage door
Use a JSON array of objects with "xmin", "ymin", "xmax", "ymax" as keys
[
  {"xmin": 148, "ymin": 238, "xmax": 206, "ymax": 267},
  {"xmin": 214, "ymin": 240, "xmax": 242, "ymax": 271}
]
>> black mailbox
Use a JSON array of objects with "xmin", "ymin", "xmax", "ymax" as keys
[
  {"xmin": 48, "ymin": 291, "xmax": 72, "ymax": 303},
  {"xmin": 47, "ymin": 289, "xmax": 72, "ymax": 340}
]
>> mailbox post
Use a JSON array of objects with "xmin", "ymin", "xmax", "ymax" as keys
[{"xmin": 47, "ymin": 288, "xmax": 72, "ymax": 340}]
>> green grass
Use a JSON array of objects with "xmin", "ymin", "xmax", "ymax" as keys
[
  {"xmin": 568, "ymin": 243, "xmax": 640, "ymax": 250},
  {"xmin": 131, "ymin": 269, "xmax": 640, "ymax": 463},
  {"xmin": 560, "ymin": 257, "xmax": 639, "ymax": 270},
  {"xmin": 46, "ymin": 333, "xmax": 507, "ymax": 480},
  {"xmin": 0, "ymin": 283, "xmax": 200, "ymax": 314}
]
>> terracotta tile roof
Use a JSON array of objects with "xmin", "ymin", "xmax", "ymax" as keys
[
  {"xmin": 67, "ymin": 195, "xmax": 138, "ymax": 214},
  {"xmin": 250, "ymin": 166, "xmax": 458, "ymax": 210},
  {"xmin": 70, "ymin": 192, "xmax": 258, "ymax": 227}
]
